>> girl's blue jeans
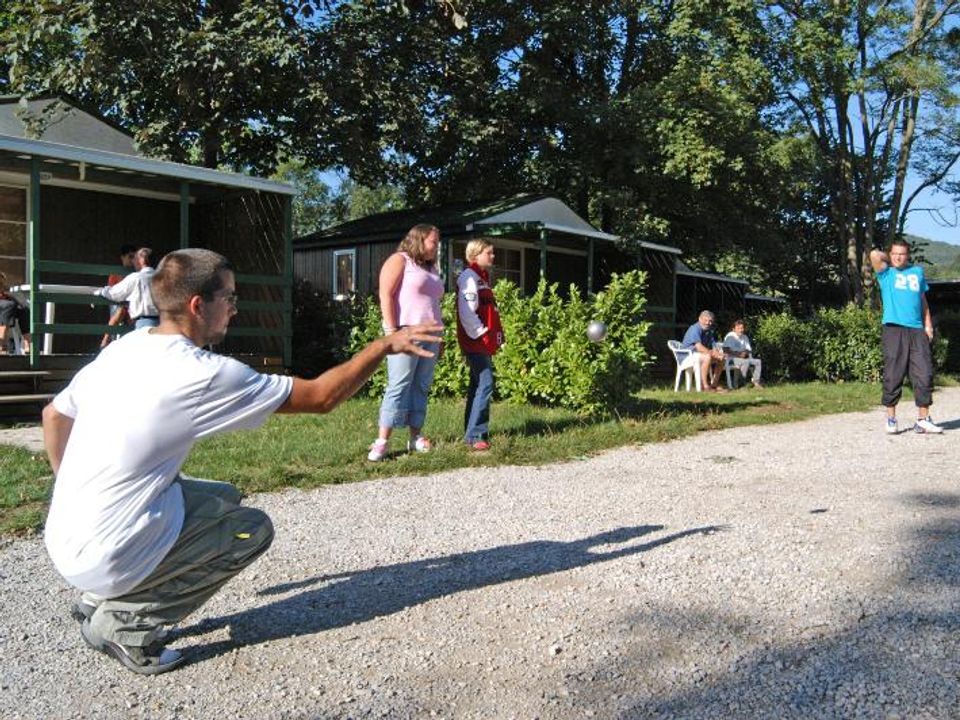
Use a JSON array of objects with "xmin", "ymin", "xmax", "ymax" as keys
[
  {"xmin": 378, "ymin": 342, "xmax": 439, "ymax": 430},
  {"xmin": 463, "ymin": 352, "xmax": 494, "ymax": 443}
]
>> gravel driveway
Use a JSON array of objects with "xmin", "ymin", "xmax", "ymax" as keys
[{"xmin": 3, "ymin": 390, "xmax": 960, "ymax": 719}]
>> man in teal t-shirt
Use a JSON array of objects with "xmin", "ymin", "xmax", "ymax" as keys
[{"xmin": 869, "ymin": 239, "xmax": 942, "ymax": 435}]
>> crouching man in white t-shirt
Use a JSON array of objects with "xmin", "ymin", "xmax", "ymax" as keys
[{"xmin": 42, "ymin": 248, "xmax": 441, "ymax": 675}]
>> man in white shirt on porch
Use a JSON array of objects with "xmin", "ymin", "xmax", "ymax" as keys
[{"xmin": 96, "ymin": 247, "xmax": 159, "ymax": 328}]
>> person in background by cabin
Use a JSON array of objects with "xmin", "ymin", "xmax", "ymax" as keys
[
  {"xmin": 100, "ymin": 243, "xmax": 137, "ymax": 348},
  {"xmin": 722, "ymin": 318, "xmax": 764, "ymax": 388},
  {"xmin": 0, "ymin": 272, "xmax": 31, "ymax": 354},
  {"xmin": 367, "ymin": 224, "xmax": 445, "ymax": 461},
  {"xmin": 680, "ymin": 309, "xmax": 727, "ymax": 392},
  {"xmin": 456, "ymin": 239, "xmax": 504, "ymax": 451},
  {"xmin": 96, "ymin": 247, "xmax": 159, "ymax": 329}
]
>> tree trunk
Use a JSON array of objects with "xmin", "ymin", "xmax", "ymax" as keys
[{"xmin": 885, "ymin": 0, "xmax": 931, "ymax": 246}]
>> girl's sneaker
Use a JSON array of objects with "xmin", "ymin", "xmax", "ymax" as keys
[
  {"xmin": 367, "ymin": 439, "xmax": 389, "ymax": 461},
  {"xmin": 885, "ymin": 417, "xmax": 898, "ymax": 435},
  {"xmin": 407, "ymin": 435, "xmax": 432, "ymax": 453},
  {"xmin": 468, "ymin": 440, "xmax": 491, "ymax": 451}
]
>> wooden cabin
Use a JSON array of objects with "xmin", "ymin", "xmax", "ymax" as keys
[
  {"xmin": 294, "ymin": 195, "xmax": 786, "ymax": 375},
  {"xmin": 0, "ymin": 96, "xmax": 295, "ymax": 418}
]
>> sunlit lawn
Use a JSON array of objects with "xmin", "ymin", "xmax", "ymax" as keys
[{"xmin": 1, "ymin": 381, "xmax": 889, "ymax": 535}]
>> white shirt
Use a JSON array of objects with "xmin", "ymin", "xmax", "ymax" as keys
[
  {"xmin": 98, "ymin": 267, "xmax": 158, "ymax": 319},
  {"xmin": 456, "ymin": 268, "xmax": 488, "ymax": 339},
  {"xmin": 723, "ymin": 331, "xmax": 753, "ymax": 356},
  {"xmin": 44, "ymin": 329, "xmax": 293, "ymax": 597}
]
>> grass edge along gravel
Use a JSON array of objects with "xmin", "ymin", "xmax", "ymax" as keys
[{"xmin": 0, "ymin": 381, "xmax": 892, "ymax": 536}]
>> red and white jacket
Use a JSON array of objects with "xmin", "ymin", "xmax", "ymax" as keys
[{"xmin": 456, "ymin": 264, "xmax": 504, "ymax": 356}]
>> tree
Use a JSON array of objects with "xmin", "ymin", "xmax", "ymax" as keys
[
  {"xmin": 764, "ymin": 0, "xmax": 960, "ymax": 304},
  {"xmin": 302, "ymin": 1, "xmax": 784, "ymax": 255},
  {"xmin": 4, "ymin": 0, "xmax": 313, "ymax": 173}
]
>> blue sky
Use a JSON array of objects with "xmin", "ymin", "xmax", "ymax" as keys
[{"xmin": 903, "ymin": 185, "xmax": 959, "ymax": 245}]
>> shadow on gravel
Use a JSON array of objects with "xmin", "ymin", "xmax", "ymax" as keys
[
  {"xmin": 933, "ymin": 417, "xmax": 960, "ymax": 431},
  {"xmin": 577, "ymin": 491, "xmax": 960, "ymax": 719},
  {"xmin": 180, "ymin": 523, "xmax": 725, "ymax": 664}
]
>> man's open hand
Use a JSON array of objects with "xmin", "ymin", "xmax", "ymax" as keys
[{"xmin": 384, "ymin": 323, "xmax": 444, "ymax": 357}]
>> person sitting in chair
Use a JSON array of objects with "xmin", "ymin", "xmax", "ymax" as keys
[
  {"xmin": 0, "ymin": 272, "xmax": 31, "ymax": 355},
  {"xmin": 681, "ymin": 310, "xmax": 726, "ymax": 391},
  {"xmin": 722, "ymin": 318, "xmax": 763, "ymax": 388}
]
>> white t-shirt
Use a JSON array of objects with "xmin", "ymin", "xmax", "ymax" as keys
[
  {"xmin": 98, "ymin": 267, "xmax": 158, "ymax": 319},
  {"xmin": 44, "ymin": 329, "xmax": 293, "ymax": 597},
  {"xmin": 723, "ymin": 331, "xmax": 753, "ymax": 356}
]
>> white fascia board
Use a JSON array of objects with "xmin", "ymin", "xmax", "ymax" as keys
[
  {"xmin": 472, "ymin": 219, "xmax": 620, "ymax": 242},
  {"xmin": 0, "ymin": 134, "xmax": 296, "ymax": 196}
]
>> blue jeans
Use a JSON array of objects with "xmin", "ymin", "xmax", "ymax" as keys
[
  {"xmin": 378, "ymin": 342, "xmax": 439, "ymax": 430},
  {"xmin": 464, "ymin": 352, "xmax": 494, "ymax": 443}
]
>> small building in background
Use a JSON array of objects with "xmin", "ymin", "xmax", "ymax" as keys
[
  {"xmin": 294, "ymin": 195, "xmax": 783, "ymax": 376},
  {"xmin": 0, "ymin": 95, "xmax": 295, "ymax": 416}
]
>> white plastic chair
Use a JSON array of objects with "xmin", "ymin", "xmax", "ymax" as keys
[
  {"xmin": 715, "ymin": 343, "xmax": 741, "ymax": 389},
  {"xmin": 724, "ymin": 356, "xmax": 742, "ymax": 389},
  {"xmin": 667, "ymin": 340, "xmax": 703, "ymax": 392}
]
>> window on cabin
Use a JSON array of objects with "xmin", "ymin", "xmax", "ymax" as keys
[
  {"xmin": 0, "ymin": 186, "xmax": 26, "ymax": 286},
  {"xmin": 451, "ymin": 239, "xmax": 524, "ymax": 291},
  {"xmin": 333, "ymin": 249, "xmax": 356, "ymax": 299}
]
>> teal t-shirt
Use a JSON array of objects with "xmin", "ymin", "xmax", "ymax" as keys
[{"xmin": 876, "ymin": 265, "xmax": 928, "ymax": 328}]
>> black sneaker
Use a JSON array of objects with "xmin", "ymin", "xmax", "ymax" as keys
[
  {"xmin": 70, "ymin": 601, "xmax": 96, "ymax": 623},
  {"xmin": 80, "ymin": 619, "xmax": 185, "ymax": 675}
]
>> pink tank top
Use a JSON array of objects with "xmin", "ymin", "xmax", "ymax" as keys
[{"xmin": 396, "ymin": 252, "xmax": 444, "ymax": 326}]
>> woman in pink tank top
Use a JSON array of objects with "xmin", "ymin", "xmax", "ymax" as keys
[{"xmin": 367, "ymin": 224, "xmax": 445, "ymax": 461}]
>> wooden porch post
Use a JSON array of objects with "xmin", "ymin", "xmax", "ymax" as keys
[
  {"xmin": 283, "ymin": 195, "xmax": 293, "ymax": 368},
  {"xmin": 28, "ymin": 157, "xmax": 40, "ymax": 366},
  {"xmin": 179, "ymin": 182, "xmax": 190, "ymax": 248},
  {"xmin": 587, "ymin": 237, "xmax": 595, "ymax": 294},
  {"xmin": 539, "ymin": 227, "xmax": 548, "ymax": 279}
]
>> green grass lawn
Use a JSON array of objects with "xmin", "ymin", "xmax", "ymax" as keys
[{"xmin": 0, "ymin": 381, "xmax": 887, "ymax": 535}]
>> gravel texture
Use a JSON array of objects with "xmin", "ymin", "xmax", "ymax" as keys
[{"xmin": 2, "ymin": 390, "xmax": 960, "ymax": 719}]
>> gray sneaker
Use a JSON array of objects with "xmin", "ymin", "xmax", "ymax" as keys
[
  {"xmin": 915, "ymin": 417, "xmax": 944, "ymax": 434},
  {"xmin": 80, "ymin": 619, "xmax": 185, "ymax": 675},
  {"xmin": 70, "ymin": 601, "xmax": 97, "ymax": 623}
]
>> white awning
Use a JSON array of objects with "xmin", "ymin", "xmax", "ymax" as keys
[
  {"xmin": 0, "ymin": 134, "xmax": 296, "ymax": 195},
  {"xmin": 469, "ymin": 196, "xmax": 620, "ymax": 242}
]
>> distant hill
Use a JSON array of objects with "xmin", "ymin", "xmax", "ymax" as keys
[{"xmin": 908, "ymin": 234, "xmax": 960, "ymax": 279}]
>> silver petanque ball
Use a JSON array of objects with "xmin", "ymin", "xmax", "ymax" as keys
[{"xmin": 586, "ymin": 320, "xmax": 608, "ymax": 343}]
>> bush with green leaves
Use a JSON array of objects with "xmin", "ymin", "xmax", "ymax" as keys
[
  {"xmin": 754, "ymin": 303, "xmax": 948, "ymax": 383},
  {"xmin": 753, "ymin": 311, "xmax": 815, "ymax": 382},
  {"xmin": 291, "ymin": 280, "xmax": 366, "ymax": 379},
  {"xmin": 347, "ymin": 271, "xmax": 652, "ymax": 414},
  {"xmin": 808, "ymin": 305, "xmax": 883, "ymax": 383}
]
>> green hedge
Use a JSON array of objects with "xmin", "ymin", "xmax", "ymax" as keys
[
  {"xmin": 348, "ymin": 271, "xmax": 653, "ymax": 414},
  {"xmin": 753, "ymin": 304, "xmax": 948, "ymax": 383}
]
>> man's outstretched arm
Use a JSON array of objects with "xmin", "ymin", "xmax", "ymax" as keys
[{"xmin": 277, "ymin": 322, "xmax": 443, "ymax": 414}]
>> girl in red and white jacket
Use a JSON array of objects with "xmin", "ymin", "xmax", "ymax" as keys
[{"xmin": 456, "ymin": 240, "xmax": 504, "ymax": 450}]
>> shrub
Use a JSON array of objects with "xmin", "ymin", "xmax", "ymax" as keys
[
  {"xmin": 754, "ymin": 303, "xmax": 949, "ymax": 384},
  {"xmin": 347, "ymin": 270, "xmax": 653, "ymax": 414},
  {"xmin": 291, "ymin": 280, "xmax": 365, "ymax": 379},
  {"xmin": 809, "ymin": 305, "xmax": 883, "ymax": 383},
  {"xmin": 753, "ymin": 312, "xmax": 815, "ymax": 382}
]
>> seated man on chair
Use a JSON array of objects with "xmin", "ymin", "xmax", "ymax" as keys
[
  {"xmin": 681, "ymin": 310, "xmax": 726, "ymax": 391},
  {"xmin": 0, "ymin": 272, "xmax": 31, "ymax": 355},
  {"xmin": 722, "ymin": 318, "xmax": 764, "ymax": 388}
]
